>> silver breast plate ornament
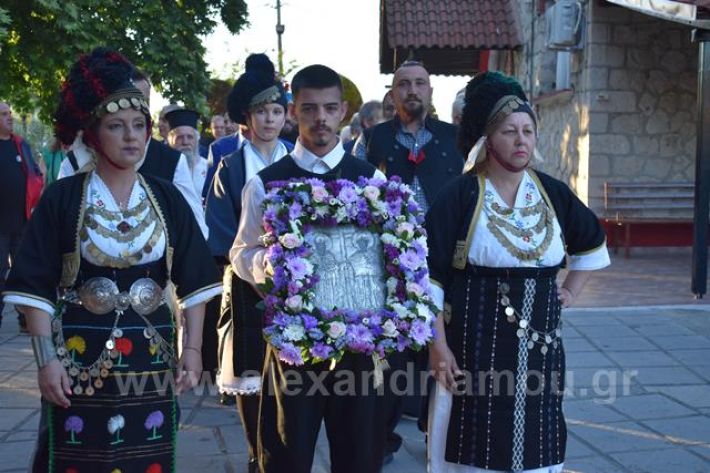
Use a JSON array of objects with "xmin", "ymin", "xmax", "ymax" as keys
[{"xmin": 74, "ymin": 277, "xmax": 164, "ymax": 315}]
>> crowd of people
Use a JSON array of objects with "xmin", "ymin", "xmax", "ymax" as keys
[{"xmin": 0, "ymin": 46, "xmax": 610, "ymax": 473}]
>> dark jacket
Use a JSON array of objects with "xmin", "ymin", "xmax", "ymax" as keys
[{"xmin": 365, "ymin": 117, "xmax": 463, "ymax": 206}]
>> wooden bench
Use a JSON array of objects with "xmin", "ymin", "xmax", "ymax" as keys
[{"xmin": 603, "ymin": 181, "xmax": 695, "ymax": 258}]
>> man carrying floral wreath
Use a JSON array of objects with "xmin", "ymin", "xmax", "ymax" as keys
[{"xmin": 230, "ymin": 65, "xmax": 393, "ymax": 473}]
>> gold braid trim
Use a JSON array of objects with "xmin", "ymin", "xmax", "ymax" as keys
[
  {"xmin": 139, "ymin": 175, "xmax": 173, "ymax": 280},
  {"xmin": 60, "ymin": 173, "xmax": 91, "ymax": 287}
]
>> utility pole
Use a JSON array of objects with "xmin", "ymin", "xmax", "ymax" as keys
[{"xmin": 276, "ymin": 0, "xmax": 285, "ymax": 76}]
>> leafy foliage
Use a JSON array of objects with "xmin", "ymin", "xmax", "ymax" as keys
[
  {"xmin": 0, "ymin": 0, "xmax": 248, "ymax": 121},
  {"xmin": 340, "ymin": 74, "xmax": 363, "ymax": 124}
]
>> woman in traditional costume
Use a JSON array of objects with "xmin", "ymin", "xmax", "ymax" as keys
[
  {"xmin": 205, "ymin": 53, "xmax": 288, "ymax": 473},
  {"xmin": 2, "ymin": 48, "xmax": 221, "ymax": 472},
  {"xmin": 426, "ymin": 72, "xmax": 610, "ymax": 472}
]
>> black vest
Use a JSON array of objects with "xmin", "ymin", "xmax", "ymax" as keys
[
  {"xmin": 258, "ymin": 153, "xmax": 377, "ymax": 185},
  {"xmin": 366, "ymin": 118, "xmax": 463, "ymax": 205},
  {"xmin": 66, "ymin": 139, "xmax": 179, "ymax": 183}
]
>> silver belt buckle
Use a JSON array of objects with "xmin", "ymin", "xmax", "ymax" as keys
[
  {"xmin": 75, "ymin": 277, "xmax": 163, "ymax": 315},
  {"xmin": 77, "ymin": 277, "xmax": 119, "ymax": 315},
  {"xmin": 129, "ymin": 278, "xmax": 163, "ymax": 315}
]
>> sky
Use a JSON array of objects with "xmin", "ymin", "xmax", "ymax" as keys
[{"xmin": 195, "ymin": 0, "xmax": 469, "ymax": 122}]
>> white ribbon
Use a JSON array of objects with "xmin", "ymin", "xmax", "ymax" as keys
[
  {"xmin": 372, "ymin": 354, "xmax": 390, "ymax": 389},
  {"xmin": 463, "ymin": 135, "xmax": 487, "ymax": 174}
]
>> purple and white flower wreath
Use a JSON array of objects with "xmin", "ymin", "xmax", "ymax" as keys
[{"xmin": 259, "ymin": 176, "xmax": 437, "ymax": 367}]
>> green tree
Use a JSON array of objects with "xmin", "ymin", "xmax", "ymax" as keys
[
  {"xmin": 0, "ymin": 0, "xmax": 248, "ymax": 120},
  {"xmin": 340, "ymin": 74, "xmax": 363, "ymax": 125}
]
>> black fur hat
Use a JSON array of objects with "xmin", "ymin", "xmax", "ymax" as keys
[
  {"xmin": 458, "ymin": 71, "xmax": 535, "ymax": 155},
  {"xmin": 227, "ymin": 54, "xmax": 288, "ymax": 125},
  {"xmin": 54, "ymin": 47, "xmax": 149, "ymax": 145}
]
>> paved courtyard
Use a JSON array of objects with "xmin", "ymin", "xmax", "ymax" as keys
[{"xmin": 1, "ymin": 250, "xmax": 709, "ymax": 472}]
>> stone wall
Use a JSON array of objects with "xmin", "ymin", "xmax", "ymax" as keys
[
  {"xmin": 585, "ymin": 3, "xmax": 697, "ymax": 213},
  {"xmin": 514, "ymin": 0, "xmax": 592, "ymax": 203},
  {"xmin": 512, "ymin": 0, "xmax": 698, "ymax": 213}
]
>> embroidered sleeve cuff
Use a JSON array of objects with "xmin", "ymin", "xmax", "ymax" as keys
[
  {"xmin": 429, "ymin": 280, "xmax": 445, "ymax": 313},
  {"xmin": 178, "ymin": 284, "xmax": 223, "ymax": 309},
  {"xmin": 2, "ymin": 293, "xmax": 55, "ymax": 316},
  {"xmin": 568, "ymin": 244, "xmax": 611, "ymax": 271}
]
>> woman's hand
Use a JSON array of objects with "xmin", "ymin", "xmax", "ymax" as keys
[
  {"xmin": 38, "ymin": 359, "xmax": 72, "ymax": 408},
  {"xmin": 176, "ymin": 347, "xmax": 203, "ymax": 395},
  {"xmin": 557, "ymin": 286, "xmax": 575, "ymax": 308},
  {"xmin": 429, "ymin": 341, "xmax": 462, "ymax": 393}
]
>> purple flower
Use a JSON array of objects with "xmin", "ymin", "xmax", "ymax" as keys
[
  {"xmin": 288, "ymin": 202, "xmax": 303, "ymax": 220},
  {"xmin": 412, "ymin": 241, "xmax": 427, "ymax": 260},
  {"xmin": 356, "ymin": 212, "xmax": 371, "ymax": 227},
  {"xmin": 410, "ymin": 319, "xmax": 433, "ymax": 345},
  {"xmin": 144, "ymin": 410, "xmax": 164, "ymax": 430},
  {"xmin": 287, "ymin": 282, "xmax": 301, "ymax": 296},
  {"xmin": 383, "ymin": 244, "xmax": 399, "ymax": 261},
  {"xmin": 347, "ymin": 324, "xmax": 374, "ymax": 343},
  {"xmin": 301, "ymin": 314, "xmax": 319, "ymax": 330},
  {"xmin": 65, "ymin": 415, "xmax": 83, "ymax": 433},
  {"xmin": 263, "ymin": 207, "xmax": 277, "ymax": 223},
  {"xmin": 308, "ymin": 328, "xmax": 325, "ymax": 340},
  {"xmin": 310, "ymin": 342, "xmax": 333, "ymax": 359},
  {"xmin": 338, "ymin": 186, "xmax": 358, "ymax": 204},
  {"xmin": 385, "ymin": 198, "xmax": 403, "ymax": 216},
  {"xmin": 399, "ymin": 250, "xmax": 422, "ymax": 271},
  {"xmin": 279, "ymin": 343, "xmax": 304, "ymax": 366},
  {"xmin": 286, "ymin": 258, "xmax": 310, "ymax": 280},
  {"xmin": 272, "ymin": 266, "xmax": 288, "ymax": 290}
]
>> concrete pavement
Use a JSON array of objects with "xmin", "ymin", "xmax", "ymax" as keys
[{"xmin": 1, "ymin": 250, "xmax": 709, "ymax": 472}]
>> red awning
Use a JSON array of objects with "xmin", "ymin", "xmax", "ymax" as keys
[{"xmin": 379, "ymin": 0, "xmax": 523, "ymax": 75}]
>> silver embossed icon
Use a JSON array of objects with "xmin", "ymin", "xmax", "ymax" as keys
[{"xmin": 310, "ymin": 225, "xmax": 385, "ymax": 311}]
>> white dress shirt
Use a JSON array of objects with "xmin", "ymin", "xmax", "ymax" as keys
[{"xmin": 230, "ymin": 139, "xmax": 386, "ymax": 286}]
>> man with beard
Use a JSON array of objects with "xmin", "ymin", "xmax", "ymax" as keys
[
  {"xmin": 365, "ymin": 60, "xmax": 464, "ymax": 464},
  {"xmin": 165, "ymin": 108, "xmax": 209, "ymax": 198},
  {"xmin": 231, "ymin": 64, "xmax": 388, "ymax": 473}
]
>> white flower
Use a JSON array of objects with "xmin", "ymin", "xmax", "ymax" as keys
[
  {"xmin": 283, "ymin": 324, "xmax": 306, "ymax": 342},
  {"xmin": 406, "ymin": 282, "xmax": 424, "ymax": 297},
  {"xmin": 327, "ymin": 321, "xmax": 346, "ymax": 339},
  {"xmin": 315, "ymin": 205, "xmax": 329, "ymax": 217},
  {"xmin": 335, "ymin": 207, "xmax": 348, "ymax": 222},
  {"xmin": 374, "ymin": 200, "xmax": 389, "ymax": 216},
  {"xmin": 416, "ymin": 303, "xmax": 433, "ymax": 322},
  {"xmin": 382, "ymin": 319, "xmax": 399, "ymax": 338},
  {"xmin": 386, "ymin": 277, "xmax": 398, "ymax": 293},
  {"xmin": 363, "ymin": 185, "xmax": 381, "ymax": 201},
  {"xmin": 107, "ymin": 415, "xmax": 125, "ymax": 434},
  {"xmin": 380, "ymin": 233, "xmax": 398, "ymax": 246},
  {"xmin": 396, "ymin": 222, "xmax": 414, "ymax": 237},
  {"xmin": 279, "ymin": 233, "xmax": 303, "ymax": 249},
  {"xmin": 391, "ymin": 303, "xmax": 409, "ymax": 319},
  {"xmin": 312, "ymin": 186, "xmax": 328, "ymax": 203},
  {"xmin": 285, "ymin": 295, "xmax": 303, "ymax": 311}
]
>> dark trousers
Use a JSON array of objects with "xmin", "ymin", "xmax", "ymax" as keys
[
  {"xmin": 383, "ymin": 350, "xmax": 428, "ymax": 453},
  {"xmin": 0, "ymin": 233, "xmax": 22, "ymax": 320},
  {"xmin": 258, "ymin": 346, "xmax": 388, "ymax": 473}
]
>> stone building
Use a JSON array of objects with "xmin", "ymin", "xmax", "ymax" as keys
[
  {"xmin": 514, "ymin": 0, "xmax": 699, "ymax": 214},
  {"xmin": 379, "ymin": 0, "xmax": 704, "ymax": 215}
]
